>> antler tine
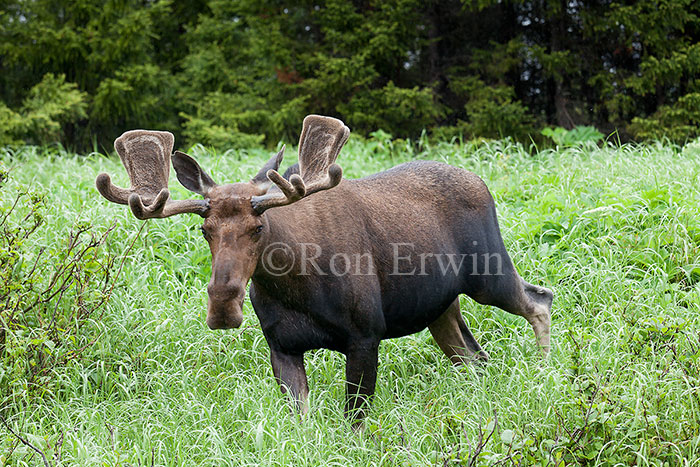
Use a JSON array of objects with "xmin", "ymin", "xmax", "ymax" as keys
[
  {"xmin": 128, "ymin": 192, "xmax": 209, "ymax": 220},
  {"xmin": 96, "ymin": 130, "xmax": 209, "ymax": 219},
  {"xmin": 252, "ymin": 115, "xmax": 349, "ymax": 213}
]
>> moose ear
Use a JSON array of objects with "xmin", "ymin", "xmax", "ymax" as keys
[
  {"xmin": 172, "ymin": 151, "xmax": 217, "ymax": 197},
  {"xmin": 251, "ymin": 145, "xmax": 285, "ymax": 187}
]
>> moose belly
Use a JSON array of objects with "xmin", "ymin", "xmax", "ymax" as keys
[{"xmin": 381, "ymin": 289, "xmax": 460, "ymax": 339}]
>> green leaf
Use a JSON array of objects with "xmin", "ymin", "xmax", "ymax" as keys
[{"xmin": 501, "ymin": 429, "xmax": 515, "ymax": 445}]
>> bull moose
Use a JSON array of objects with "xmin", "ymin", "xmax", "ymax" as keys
[{"xmin": 96, "ymin": 115, "xmax": 552, "ymax": 424}]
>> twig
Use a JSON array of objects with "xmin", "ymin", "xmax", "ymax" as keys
[
  {"xmin": 105, "ymin": 422, "xmax": 115, "ymax": 449},
  {"xmin": 96, "ymin": 221, "xmax": 145, "ymax": 320},
  {"xmin": 52, "ymin": 430, "xmax": 64, "ymax": 464},
  {"xmin": 0, "ymin": 192, "xmax": 23, "ymax": 228},
  {"xmin": 0, "ymin": 414, "xmax": 52, "ymax": 467},
  {"xmin": 467, "ymin": 409, "xmax": 497, "ymax": 467}
]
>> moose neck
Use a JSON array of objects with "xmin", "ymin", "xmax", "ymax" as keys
[
  {"xmin": 251, "ymin": 206, "xmax": 298, "ymax": 283},
  {"xmin": 251, "ymin": 205, "xmax": 309, "ymax": 291}
]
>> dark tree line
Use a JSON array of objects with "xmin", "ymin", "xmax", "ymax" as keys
[{"xmin": 1, "ymin": 0, "xmax": 698, "ymax": 150}]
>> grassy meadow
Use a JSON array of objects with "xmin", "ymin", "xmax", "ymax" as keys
[{"xmin": 1, "ymin": 136, "xmax": 700, "ymax": 466}]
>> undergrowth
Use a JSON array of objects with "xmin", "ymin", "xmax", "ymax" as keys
[{"xmin": 0, "ymin": 137, "xmax": 699, "ymax": 466}]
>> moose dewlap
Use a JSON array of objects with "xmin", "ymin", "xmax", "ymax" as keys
[{"xmin": 96, "ymin": 114, "xmax": 553, "ymax": 425}]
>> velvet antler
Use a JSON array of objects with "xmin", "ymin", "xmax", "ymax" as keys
[
  {"xmin": 251, "ymin": 115, "xmax": 349, "ymax": 213},
  {"xmin": 96, "ymin": 130, "xmax": 209, "ymax": 219}
]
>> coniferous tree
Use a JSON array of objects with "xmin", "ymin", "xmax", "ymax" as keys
[{"xmin": 1, "ymin": 0, "xmax": 699, "ymax": 148}]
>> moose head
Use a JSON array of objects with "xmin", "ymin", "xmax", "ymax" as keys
[{"xmin": 97, "ymin": 115, "xmax": 350, "ymax": 330}]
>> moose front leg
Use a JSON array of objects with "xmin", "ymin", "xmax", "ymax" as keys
[
  {"xmin": 344, "ymin": 342, "xmax": 380, "ymax": 428},
  {"xmin": 270, "ymin": 350, "xmax": 309, "ymax": 415}
]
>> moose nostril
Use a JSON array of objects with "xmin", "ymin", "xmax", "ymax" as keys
[{"xmin": 207, "ymin": 282, "xmax": 242, "ymax": 300}]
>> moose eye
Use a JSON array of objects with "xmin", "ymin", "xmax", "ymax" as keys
[{"xmin": 254, "ymin": 225, "xmax": 264, "ymax": 234}]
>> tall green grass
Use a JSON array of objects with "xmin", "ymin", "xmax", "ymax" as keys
[{"xmin": 1, "ymin": 137, "xmax": 700, "ymax": 466}]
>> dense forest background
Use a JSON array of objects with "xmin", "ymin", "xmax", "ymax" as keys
[{"xmin": 1, "ymin": 0, "xmax": 699, "ymax": 150}]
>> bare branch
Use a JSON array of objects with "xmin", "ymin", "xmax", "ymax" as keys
[{"xmin": 0, "ymin": 415, "xmax": 52, "ymax": 467}]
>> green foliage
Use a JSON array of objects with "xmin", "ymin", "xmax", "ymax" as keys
[
  {"xmin": 0, "ymin": 162, "xmax": 119, "ymax": 404},
  {"xmin": 541, "ymin": 125, "xmax": 605, "ymax": 147},
  {"xmin": 437, "ymin": 74, "xmax": 536, "ymax": 141},
  {"xmin": 463, "ymin": 81, "xmax": 534, "ymax": 140},
  {"xmin": 22, "ymin": 74, "xmax": 87, "ymax": 144},
  {"xmin": 0, "ymin": 0, "xmax": 185, "ymax": 148},
  {"xmin": 0, "ymin": 104, "xmax": 25, "ymax": 146},
  {"xmin": 180, "ymin": 92, "xmax": 268, "ymax": 150},
  {"xmin": 2, "ymin": 0, "xmax": 700, "ymax": 146},
  {"xmin": 179, "ymin": 0, "xmax": 441, "ymax": 146},
  {"xmin": 0, "ymin": 74, "xmax": 87, "ymax": 146},
  {"xmin": 630, "ymin": 92, "xmax": 700, "ymax": 142},
  {"xmin": 91, "ymin": 64, "xmax": 178, "ymax": 133},
  {"xmin": 338, "ymin": 82, "xmax": 442, "ymax": 138},
  {"xmin": 599, "ymin": 0, "xmax": 700, "ymax": 141},
  {"xmin": 2, "ymin": 140, "xmax": 700, "ymax": 464}
]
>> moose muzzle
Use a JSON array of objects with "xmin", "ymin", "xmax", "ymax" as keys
[{"xmin": 206, "ymin": 282, "xmax": 245, "ymax": 329}]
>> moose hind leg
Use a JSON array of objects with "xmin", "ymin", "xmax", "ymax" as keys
[
  {"xmin": 519, "ymin": 280, "xmax": 553, "ymax": 352},
  {"xmin": 480, "ymin": 275, "xmax": 553, "ymax": 353},
  {"xmin": 270, "ymin": 350, "xmax": 310, "ymax": 415},
  {"xmin": 428, "ymin": 298, "xmax": 489, "ymax": 364}
]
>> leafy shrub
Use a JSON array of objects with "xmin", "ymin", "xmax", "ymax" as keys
[
  {"xmin": 339, "ymin": 82, "xmax": 443, "ymax": 139},
  {"xmin": 0, "ymin": 164, "xmax": 122, "ymax": 403},
  {"xmin": 630, "ymin": 92, "xmax": 700, "ymax": 143},
  {"xmin": 447, "ymin": 76, "xmax": 535, "ymax": 141},
  {"xmin": 180, "ymin": 92, "xmax": 268, "ymax": 150},
  {"xmin": 541, "ymin": 125, "xmax": 605, "ymax": 147},
  {"xmin": 465, "ymin": 86, "xmax": 534, "ymax": 141},
  {"xmin": 181, "ymin": 113, "xmax": 266, "ymax": 151},
  {"xmin": 0, "ymin": 74, "xmax": 87, "ymax": 146},
  {"xmin": 91, "ymin": 64, "xmax": 178, "ymax": 134}
]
